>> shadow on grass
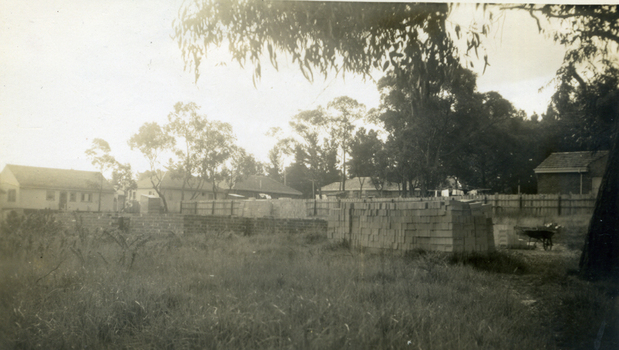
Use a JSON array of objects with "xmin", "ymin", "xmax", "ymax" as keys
[
  {"xmin": 448, "ymin": 251, "xmax": 531, "ymax": 275},
  {"xmin": 401, "ymin": 249, "xmax": 530, "ymax": 275}
]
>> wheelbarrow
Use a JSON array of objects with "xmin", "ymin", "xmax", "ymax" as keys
[{"xmin": 515, "ymin": 223, "xmax": 561, "ymax": 251}]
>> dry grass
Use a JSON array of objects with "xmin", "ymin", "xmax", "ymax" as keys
[{"xmin": 0, "ymin": 212, "xmax": 616, "ymax": 349}]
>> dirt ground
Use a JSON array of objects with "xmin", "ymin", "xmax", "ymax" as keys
[{"xmin": 499, "ymin": 243, "xmax": 619, "ymax": 349}]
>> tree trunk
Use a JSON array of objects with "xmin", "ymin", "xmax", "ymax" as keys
[
  {"xmin": 98, "ymin": 176, "xmax": 103, "ymax": 212},
  {"xmin": 579, "ymin": 121, "xmax": 619, "ymax": 280},
  {"xmin": 342, "ymin": 145, "xmax": 346, "ymax": 192},
  {"xmin": 358, "ymin": 177, "xmax": 365, "ymax": 198},
  {"xmin": 158, "ymin": 190, "xmax": 169, "ymax": 213},
  {"xmin": 151, "ymin": 176, "xmax": 168, "ymax": 213}
]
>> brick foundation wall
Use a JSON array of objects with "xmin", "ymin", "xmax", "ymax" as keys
[
  {"xmin": 130, "ymin": 214, "xmax": 184, "ymax": 235},
  {"xmin": 249, "ymin": 217, "xmax": 327, "ymax": 235},
  {"xmin": 327, "ymin": 200, "xmax": 495, "ymax": 253},
  {"xmin": 48, "ymin": 212, "xmax": 325, "ymax": 237},
  {"xmin": 183, "ymin": 215, "xmax": 326, "ymax": 236},
  {"xmin": 183, "ymin": 215, "xmax": 249, "ymax": 235},
  {"xmin": 52, "ymin": 212, "xmax": 123, "ymax": 232}
]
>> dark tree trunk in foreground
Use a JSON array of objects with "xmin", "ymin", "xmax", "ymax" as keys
[{"xmin": 579, "ymin": 121, "xmax": 619, "ymax": 280}]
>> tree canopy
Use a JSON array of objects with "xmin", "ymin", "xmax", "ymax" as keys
[
  {"xmin": 128, "ymin": 122, "xmax": 175, "ymax": 212},
  {"xmin": 173, "ymin": 1, "xmax": 463, "ymax": 83}
]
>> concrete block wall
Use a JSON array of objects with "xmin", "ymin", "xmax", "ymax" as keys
[
  {"xmin": 241, "ymin": 200, "xmax": 273, "ymax": 218},
  {"xmin": 248, "ymin": 217, "xmax": 327, "ymax": 235},
  {"xmin": 52, "ymin": 212, "xmax": 122, "ymax": 232},
  {"xmin": 50, "ymin": 212, "xmax": 325, "ymax": 237},
  {"xmin": 327, "ymin": 200, "xmax": 495, "ymax": 253},
  {"xmin": 493, "ymin": 224, "xmax": 528, "ymax": 249},
  {"xmin": 183, "ymin": 215, "xmax": 249, "ymax": 235},
  {"xmin": 271, "ymin": 199, "xmax": 308, "ymax": 219},
  {"xmin": 183, "ymin": 215, "xmax": 327, "ymax": 236},
  {"xmin": 51, "ymin": 212, "xmax": 185, "ymax": 235},
  {"xmin": 130, "ymin": 214, "xmax": 184, "ymax": 235},
  {"xmin": 184, "ymin": 199, "xmax": 309, "ymax": 219}
]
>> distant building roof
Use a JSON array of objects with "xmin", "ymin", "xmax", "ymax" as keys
[
  {"xmin": 534, "ymin": 151, "xmax": 608, "ymax": 173},
  {"xmin": 321, "ymin": 177, "xmax": 400, "ymax": 192},
  {"xmin": 137, "ymin": 174, "xmax": 219, "ymax": 192},
  {"xmin": 228, "ymin": 175, "xmax": 302, "ymax": 196},
  {"xmin": 4, "ymin": 164, "xmax": 115, "ymax": 192}
]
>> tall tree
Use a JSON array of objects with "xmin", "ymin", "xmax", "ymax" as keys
[
  {"xmin": 128, "ymin": 122, "xmax": 175, "ymax": 212},
  {"xmin": 222, "ymin": 147, "xmax": 264, "ymax": 193},
  {"xmin": 193, "ymin": 119, "xmax": 236, "ymax": 199},
  {"xmin": 326, "ymin": 96, "xmax": 366, "ymax": 191},
  {"xmin": 548, "ymin": 65, "xmax": 619, "ymax": 278},
  {"xmin": 289, "ymin": 108, "xmax": 340, "ymax": 198},
  {"xmin": 85, "ymin": 138, "xmax": 117, "ymax": 211},
  {"xmin": 444, "ymin": 92, "xmax": 537, "ymax": 193},
  {"xmin": 377, "ymin": 64, "xmax": 478, "ymax": 196},
  {"xmin": 265, "ymin": 127, "xmax": 294, "ymax": 183},
  {"xmin": 348, "ymin": 127, "xmax": 384, "ymax": 197},
  {"xmin": 111, "ymin": 162, "xmax": 137, "ymax": 199},
  {"xmin": 165, "ymin": 102, "xmax": 209, "ymax": 201}
]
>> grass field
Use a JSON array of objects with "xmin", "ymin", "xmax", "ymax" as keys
[{"xmin": 0, "ymin": 212, "xmax": 617, "ymax": 349}]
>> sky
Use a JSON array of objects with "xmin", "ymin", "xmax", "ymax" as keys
[{"xmin": 0, "ymin": 1, "xmax": 567, "ymax": 175}]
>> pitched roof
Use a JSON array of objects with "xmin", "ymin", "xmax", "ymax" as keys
[
  {"xmin": 136, "ymin": 174, "xmax": 219, "ymax": 192},
  {"xmin": 230, "ymin": 175, "xmax": 302, "ymax": 196},
  {"xmin": 4, "ymin": 164, "xmax": 115, "ymax": 192},
  {"xmin": 534, "ymin": 151, "xmax": 608, "ymax": 173},
  {"xmin": 321, "ymin": 177, "xmax": 400, "ymax": 192}
]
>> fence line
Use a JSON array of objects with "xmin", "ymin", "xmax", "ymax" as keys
[
  {"xmin": 304, "ymin": 193, "xmax": 596, "ymax": 218},
  {"xmin": 181, "ymin": 193, "xmax": 596, "ymax": 219}
]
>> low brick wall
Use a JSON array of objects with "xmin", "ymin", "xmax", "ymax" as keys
[
  {"xmin": 52, "ymin": 212, "xmax": 123, "ymax": 232},
  {"xmin": 183, "ymin": 215, "xmax": 249, "ymax": 235},
  {"xmin": 327, "ymin": 200, "xmax": 495, "ymax": 253},
  {"xmin": 248, "ymin": 217, "xmax": 327, "ymax": 235},
  {"xmin": 183, "ymin": 215, "xmax": 327, "ymax": 236},
  {"xmin": 47, "ymin": 212, "xmax": 325, "ymax": 237},
  {"xmin": 130, "ymin": 214, "xmax": 184, "ymax": 235}
]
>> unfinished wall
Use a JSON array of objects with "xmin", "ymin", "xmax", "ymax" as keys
[
  {"xmin": 327, "ymin": 200, "xmax": 495, "ymax": 253},
  {"xmin": 183, "ymin": 215, "xmax": 326, "ymax": 236},
  {"xmin": 52, "ymin": 212, "xmax": 123, "ymax": 232},
  {"xmin": 493, "ymin": 224, "xmax": 528, "ymax": 249},
  {"xmin": 47, "ymin": 211, "xmax": 324, "ymax": 237},
  {"xmin": 182, "ymin": 199, "xmax": 308, "ymax": 219}
]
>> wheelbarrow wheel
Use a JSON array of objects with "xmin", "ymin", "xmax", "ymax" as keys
[{"xmin": 543, "ymin": 238, "xmax": 552, "ymax": 251}]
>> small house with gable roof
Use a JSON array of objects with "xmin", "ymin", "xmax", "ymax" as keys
[
  {"xmin": 321, "ymin": 177, "xmax": 402, "ymax": 198},
  {"xmin": 534, "ymin": 151, "xmax": 608, "ymax": 195},
  {"xmin": 223, "ymin": 175, "xmax": 302, "ymax": 199},
  {"xmin": 133, "ymin": 174, "xmax": 222, "ymax": 213},
  {"xmin": 0, "ymin": 164, "xmax": 115, "ymax": 215}
]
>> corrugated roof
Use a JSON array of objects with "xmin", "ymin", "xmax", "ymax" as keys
[
  {"xmin": 321, "ymin": 177, "xmax": 400, "ymax": 192},
  {"xmin": 5, "ymin": 164, "xmax": 115, "ymax": 192},
  {"xmin": 231, "ymin": 175, "xmax": 302, "ymax": 196},
  {"xmin": 534, "ymin": 151, "xmax": 608, "ymax": 172}
]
